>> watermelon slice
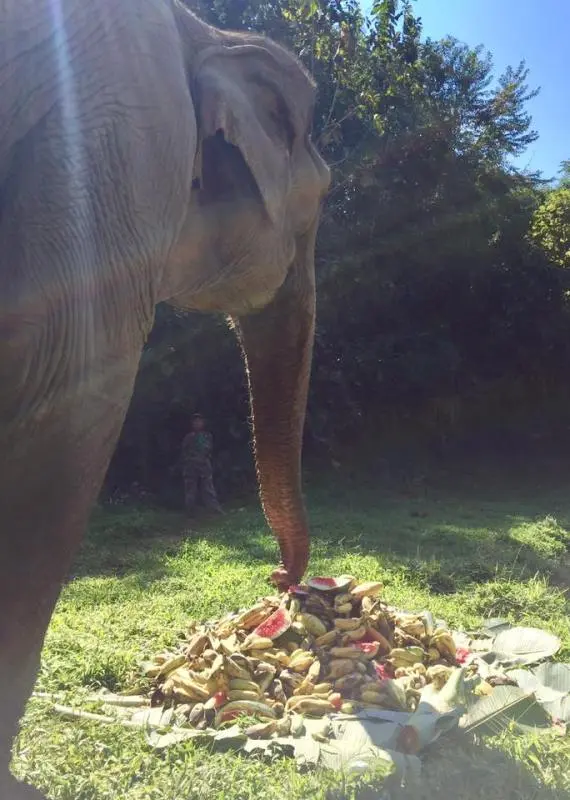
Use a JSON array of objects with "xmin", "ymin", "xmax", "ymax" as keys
[
  {"xmin": 374, "ymin": 662, "xmax": 394, "ymax": 680},
  {"xmin": 253, "ymin": 607, "xmax": 291, "ymax": 639},
  {"xmin": 352, "ymin": 641, "xmax": 380, "ymax": 659},
  {"xmin": 307, "ymin": 575, "xmax": 354, "ymax": 593}
]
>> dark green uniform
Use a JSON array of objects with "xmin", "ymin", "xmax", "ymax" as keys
[{"xmin": 181, "ymin": 431, "xmax": 222, "ymax": 513}]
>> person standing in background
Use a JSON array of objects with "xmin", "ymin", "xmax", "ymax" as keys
[{"xmin": 181, "ymin": 414, "xmax": 223, "ymax": 516}]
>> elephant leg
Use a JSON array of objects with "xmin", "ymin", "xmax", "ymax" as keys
[
  {"xmin": 0, "ymin": 341, "xmax": 145, "ymax": 797},
  {"xmin": 2, "ymin": 775, "xmax": 47, "ymax": 800}
]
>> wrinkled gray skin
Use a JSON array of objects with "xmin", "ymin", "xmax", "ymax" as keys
[{"xmin": 0, "ymin": 0, "xmax": 329, "ymax": 795}]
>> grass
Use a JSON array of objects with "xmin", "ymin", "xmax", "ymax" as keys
[{"xmin": 11, "ymin": 460, "xmax": 570, "ymax": 799}]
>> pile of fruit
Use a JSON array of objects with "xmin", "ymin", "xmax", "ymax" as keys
[{"xmin": 142, "ymin": 576, "xmax": 461, "ymax": 737}]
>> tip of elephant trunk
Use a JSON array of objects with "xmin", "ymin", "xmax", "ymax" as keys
[{"xmin": 270, "ymin": 562, "xmax": 306, "ymax": 591}]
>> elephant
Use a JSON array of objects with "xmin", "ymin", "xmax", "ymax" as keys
[{"xmin": 0, "ymin": 0, "xmax": 330, "ymax": 795}]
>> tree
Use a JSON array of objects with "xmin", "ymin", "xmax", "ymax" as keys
[
  {"xmin": 530, "ymin": 188, "xmax": 570, "ymax": 269},
  {"xmin": 105, "ymin": 0, "xmax": 570, "ymax": 499}
]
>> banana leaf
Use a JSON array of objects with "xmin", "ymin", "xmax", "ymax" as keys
[{"xmin": 460, "ymin": 685, "xmax": 552, "ymax": 735}]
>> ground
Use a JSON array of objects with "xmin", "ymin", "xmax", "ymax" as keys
[{"xmin": 11, "ymin": 459, "xmax": 570, "ymax": 799}]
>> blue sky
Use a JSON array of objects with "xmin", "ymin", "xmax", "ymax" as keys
[{"xmin": 365, "ymin": 0, "xmax": 568, "ymax": 180}]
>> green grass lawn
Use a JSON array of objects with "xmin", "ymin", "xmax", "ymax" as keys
[{"xmin": 12, "ymin": 462, "xmax": 570, "ymax": 799}]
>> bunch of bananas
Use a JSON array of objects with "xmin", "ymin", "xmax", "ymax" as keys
[{"xmin": 140, "ymin": 575, "xmax": 462, "ymax": 733}]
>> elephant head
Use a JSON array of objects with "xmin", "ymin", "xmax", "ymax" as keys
[
  {"xmin": 0, "ymin": 3, "xmax": 327, "ymax": 794},
  {"xmin": 166, "ymin": 5, "xmax": 331, "ymax": 586}
]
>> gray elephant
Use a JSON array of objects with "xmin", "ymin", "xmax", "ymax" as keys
[{"xmin": 0, "ymin": 0, "xmax": 329, "ymax": 795}]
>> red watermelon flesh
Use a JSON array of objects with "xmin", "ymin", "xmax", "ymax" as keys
[
  {"xmin": 253, "ymin": 607, "xmax": 291, "ymax": 639},
  {"xmin": 352, "ymin": 641, "xmax": 379, "ymax": 657},
  {"xmin": 307, "ymin": 575, "xmax": 354, "ymax": 592}
]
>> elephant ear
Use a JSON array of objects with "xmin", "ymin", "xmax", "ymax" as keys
[{"xmin": 193, "ymin": 45, "xmax": 294, "ymax": 225}]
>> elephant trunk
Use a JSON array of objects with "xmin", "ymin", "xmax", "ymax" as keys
[{"xmin": 235, "ymin": 231, "xmax": 316, "ymax": 588}]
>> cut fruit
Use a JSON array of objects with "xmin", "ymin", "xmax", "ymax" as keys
[
  {"xmin": 374, "ymin": 662, "xmax": 394, "ymax": 680},
  {"xmin": 352, "ymin": 641, "xmax": 380, "ymax": 659},
  {"xmin": 253, "ymin": 607, "xmax": 291, "ymax": 640},
  {"xmin": 307, "ymin": 576, "xmax": 354, "ymax": 593},
  {"xmin": 350, "ymin": 581, "xmax": 383, "ymax": 599}
]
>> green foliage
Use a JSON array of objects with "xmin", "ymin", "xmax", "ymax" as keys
[{"xmin": 530, "ymin": 187, "xmax": 570, "ymax": 268}]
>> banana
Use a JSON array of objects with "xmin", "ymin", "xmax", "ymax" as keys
[
  {"xmin": 335, "ymin": 603, "xmax": 353, "ymax": 615},
  {"xmin": 248, "ymin": 649, "xmax": 276, "ymax": 661},
  {"xmin": 389, "ymin": 646, "xmax": 425, "ymax": 668},
  {"xmin": 360, "ymin": 690, "xmax": 386, "ymax": 705},
  {"xmin": 289, "ymin": 654, "xmax": 315, "ymax": 673},
  {"xmin": 431, "ymin": 631, "xmax": 456, "ymax": 661},
  {"xmin": 313, "ymin": 682, "xmax": 333, "ymax": 695},
  {"xmin": 218, "ymin": 634, "xmax": 239, "ymax": 656},
  {"xmin": 350, "ymin": 581, "xmax": 382, "ymax": 599},
  {"xmin": 228, "ymin": 689, "xmax": 261, "ymax": 702},
  {"xmin": 225, "ymin": 657, "xmax": 252, "ymax": 681},
  {"xmin": 235, "ymin": 604, "xmax": 272, "ymax": 630},
  {"xmin": 426, "ymin": 664, "xmax": 454, "ymax": 689},
  {"xmin": 275, "ymin": 650, "xmax": 291, "ymax": 666},
  {"xmin": 342, "ymin": 626, "xmax": 368, "ymax": 643},
  {"xmin": 214, "ymin": 700, "xmax": 276, "ymax": 727},
  {"xmin": 293, "ymin": 680, "xmax": 315, "ymax": 696},
  {"xmin": 271, "ymin": 679, "xmax": 287, "ymax": 705},
  {"xmin": 245, "ymin": 720, "xmax": 279, "ymax": 739},
  {"xmin": 395, "ymin": 615, "xmax": 426, "ymax": 639},
  {"xmin": 229, "ymin": 679, "xmax": 261, "ymax": 694},
  {"xmin": 299, "ymin": 613, "xmax": 328, "ymax": 638},
  {"xmin": 185, "ymin": 634, "xmax": 209, "ymax": 658},
  {"xmin": 394, "ymin": 667, "xmax": 413, "ymax": 679},
  {"xmin": 254, "ymin": 666, "xmax": 276, "ymax": 694},
  {"xmin": 188, "ymin": 703, "xmax": 205, "ymax": 725},
  {"xmin": 334, "ymin": 618, "xmax": 363, "ymax": 631},
  {"xmin": 334, "ymin": 593, "xmax": 354, "ymax": 609},
  {"xmin": 256, "ymin": 650, "xmax": 288, "ymax": 668},
  {"xmin": 329, "ymin": 647, "xmax": 362, "ymax": 660},
  {"xmin": 334, "ymin": 673, "xmax": 363, "ymax": 692},
  {"xmin": 207, "ymin": 653, "xmax": 225, "ymax": 680},
  {"xmin": 242, "ymin": 635, "xmax": 274, "ymax": 651},
  {"xmin": 170, "ymin": 673, "xmax": 210, "ymax": 701},
  {"xmin": 155, "ymin": 654, "xmax": 187, "ymax": 681},
  {"xmin": 280, "ymin": 669, "xmax": 304, "ymax": 690},
  {"xmin": 285, "ymin": 696, "xmax": 334, "ymax": 716},
  {"xmin": 288, "ymin": 598, "xmax": 301, "ymax": 617},
  {"xmin": 427, "ymin": 646, "xmax": 441, "ymax": 663},
  {"xmin": 307, "ymin": 659, "xmax": 322, "ymax": 682},
  {"xmin": 315, "ymin": 630, "xmax": 338, "ymax": 647},
  {"xmin": 326, "ymin": 658, "xmax": 355, "ymax": 679},
  {"xmin": 293, "ymin": 658, "xmax": 320, "ymax": 694},
  {"xmin": 361, "ymin": 596, "xmax": 380, "ymax": 614}
]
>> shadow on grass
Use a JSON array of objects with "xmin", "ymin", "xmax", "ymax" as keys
[
  {"xmin": 391, "ymin": 732, "xmax": 569, "ymax": 800},
  {"xmin": 74, "ymin": 458, "xmax": 570, "ymax": 599}
]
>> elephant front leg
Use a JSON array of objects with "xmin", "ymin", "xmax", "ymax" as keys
[{"xmin": 0, "ymin": 347, "xmax": 144, "ymax": 798}]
